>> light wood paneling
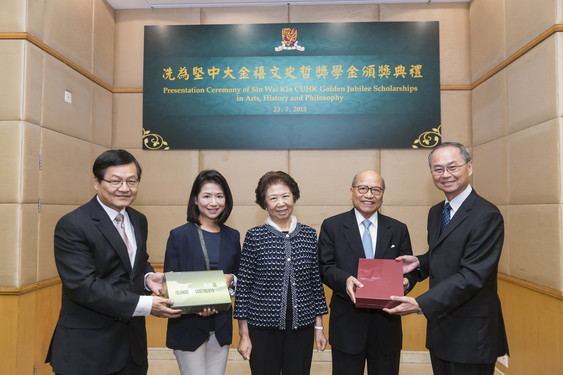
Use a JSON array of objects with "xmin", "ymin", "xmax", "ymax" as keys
[
  {"xmin": 35, "ymin": 281, "xmax": 61, "ymax": 375},
  {"xmin": 2, "ymin": 273, "xmax": 561, "ymax": 374},
  {"xmin": 0, "ymin": 291, "xmax": 40, "ymax": 375},
  {"xmin": 0, "ymin": 295, "xmax": 18, "ymax": 372},
  {"xmin": 401, "ymin": 279, "xmax": 430, "ymax": 351},
  {"xmin": 498, "ymin": 277, "xmax": 563, "ymax": 374}
]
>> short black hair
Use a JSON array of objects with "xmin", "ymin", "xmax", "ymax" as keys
[
  {"xmin": 92, "ymin": 149, "xmax": 142, "ymax": 181},
  {"xmin": 255, "ymin": 171, "xmax": 300, "ymax": 210},
  {"xmin": 187, "ymin": 170, "xmax": 233, "ymax": 226}
]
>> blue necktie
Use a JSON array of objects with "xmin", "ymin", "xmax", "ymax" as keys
[
  {"xmin": 440, "ymin": 202, "xmax": 452, "ymax": 234},
  {"xmin": 362, "ymin": 219, "xmax": 374, "ymax": 259}
]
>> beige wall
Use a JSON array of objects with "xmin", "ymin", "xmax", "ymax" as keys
[
  {"xmin": 0, "ymin": 0, "xmax": 562, "ymax": 374},
  {"xmin": 471, "ymin": 0, "xmax": 563, "ymax": 291},
  {"xmin": 112, "ymin": 2, "xmax": 470, "ymax": 263}
]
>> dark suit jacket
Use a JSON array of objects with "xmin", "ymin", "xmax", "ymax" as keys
[
  {"xmin": 318, "ymin": 209, "xmax": 415, "ymax": 355},
  {"xmin": 46, "ymin": 196, "xmax": 154, "ymax": 375},
  {"xmin": 164, "ymin": 222, "xmax": 240, "ymax": 351},
  {"xmin": 416, "ymin": 189, "xmax": 509, "ymax": 364}
]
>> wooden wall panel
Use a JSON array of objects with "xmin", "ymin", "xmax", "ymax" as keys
[
  {"xmin": 16, "ymin": 291, "xmax": 37, "ymax": 374},
  {"xmin": 401, "ymin": 279, "xmax": 429, "ymax": 351},
  {"xmin": 35, "ymin": 282, "xmax": 61, "ymax": 375},
  {"xmin": 497, "ymin": 277, "xmax": 563, "ymax": 375},
  {"xmin": 2, "ymin": 274, "xmax": 561, "ymax": 374},
  {"xmin": 0, "ymin": 295, "xmax": 18, "ymax": 372}
]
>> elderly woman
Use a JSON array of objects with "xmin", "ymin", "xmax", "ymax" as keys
[
  {"xmin": 164, "ymin": 170, "xmax": 240, "ymax": 375},
  {"xmin": 234, "ymin": 171, "xmax": 328, "ymax": 375}
]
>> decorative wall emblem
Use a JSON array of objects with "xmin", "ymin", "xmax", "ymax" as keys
[
  {"xmin": 142, "ymin": 128, "xmax": 170, "ymax": 150},
  {"xmin": 412, "ymin": 125, "xmax": 441, "ymax": 148},
  {"xmin": 275, "ymin": 28, "xmax": 305, "ymax": 52}
]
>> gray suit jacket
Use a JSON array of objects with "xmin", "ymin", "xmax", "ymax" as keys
[{"xmin": 46, "ymin": 196, "xmax": 154, "ymax": 374}]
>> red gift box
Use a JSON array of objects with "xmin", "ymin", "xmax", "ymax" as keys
[{"xmin": 355, "ymin": 258, "xmax": 403, "ymax": 309}]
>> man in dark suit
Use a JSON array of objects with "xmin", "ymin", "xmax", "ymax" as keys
[
  {"xmin": 46, "ymin": 149, "xmax": 181, "ymax": 375},
  {"xmin": 318, "ymin": 169, "xmax": 415, "ymax": 375},
  {"xmin": 385, "ymin": 142, "xmax": 509, "ymax": 375}
]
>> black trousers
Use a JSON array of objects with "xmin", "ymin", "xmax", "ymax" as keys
[
  {"xmin": 430, "ymin": 352, "xmax": 496, "ymax": 375},
  {"xmin": 57, "ymin": 352, "xmax": 147, "ymax": 375},
  {"xmin": 108, "ymin": 348, "xmax": 148, "ymax": 375},
  {"xmin": 331, "ymin": 345, "xmax": 400, "ymax": 375},
  {"xmin": 248, "ymin": 325, "xmax": 314, "ymax": 375},
  {"xmin": 331, "ymin": 309, "xmax": 400, "ymax": 375}
]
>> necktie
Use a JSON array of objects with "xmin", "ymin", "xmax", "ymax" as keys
[
  {"xmin": 361, "ymin": 219, "xmax": 374, "ymax": 259},
  {"xmin": 115, "ymin": 213, "xmax": 134, "ymax": 264},
  {"xmin": 440, "ymin": 202, "xmax": 452, "ymax": 234}
]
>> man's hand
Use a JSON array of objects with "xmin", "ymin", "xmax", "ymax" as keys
[
  {"xmin": 396, "ymin": 255, "xmax": 420, "ymax": 274},
  {"xmin": 383, "ymin": 296, "xmax": 421, "ymax": 316},
  {"xmin": 346, "ymin": 276, "xmax": 364, "ymax": 304},
  {"xmin": 146, "ymin": 272, "xmax": 166, "ymax": 296},
  {"xmin": 150, "ymin": 296, "xmax": 182, "ymax": 318},
  {"xmin": 403, "ymin": 277, "xmax": 409, "ymax": 291}
]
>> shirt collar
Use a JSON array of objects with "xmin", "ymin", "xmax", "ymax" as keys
[
  {"xmin": 96, "ymin": 195, "xmax": 127, "ymax": 221},
  {"xmin": 353, "ymin": 208, "xmax": 378, "ymax": 227},
  {"xmin": 445, "ymin": 184, "xmax": 473, "ymax": 214},
  {"xmin": 266, "ymin": 215, "xmax": 298, "ymax": 233}
]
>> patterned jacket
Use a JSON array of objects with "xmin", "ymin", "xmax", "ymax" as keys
[{"xmin": 234, "ymin": 223, "xmax": 328, "ymax": 329}]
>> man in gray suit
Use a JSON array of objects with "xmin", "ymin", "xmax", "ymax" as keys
[
  {"xmin": 318, "ymin": 169, "xmax": 415, "ymax": 375},
  {"xmin": 385, "ymin": 142, "xmax": 509, "ymax": 375},
  {"xmin": 46, "ymin": 149, "xmax": 181, "ymax": 375}
]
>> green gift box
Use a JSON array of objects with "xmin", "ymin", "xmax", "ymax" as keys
[{"xmin": 164, "ymin": 270, "xmax": 232, "ymax": 314}]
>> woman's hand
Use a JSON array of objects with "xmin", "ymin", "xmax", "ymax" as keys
[
  {"xmin": 314, "ymin": 316, "xmax": 327, "ymax": 351},
  {"xmin": 238, "ymin": 334, "xmax": 252, "ymax": 360},
  {"xmin": 224, "ymin": 273, "xmax": 234, "ymax": 287},
  {"xmin": 197, "ymin": 307, "xmax": 218, "ymax": 317},
  {"xmin": 237, "ymin": 319, "xmax": 252, "ymax": 360},
  {"xmin": 314, "ymin": 329, "xmax": 327, "ymax": 352}
]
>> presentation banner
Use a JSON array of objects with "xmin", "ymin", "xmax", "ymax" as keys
[{"xmin": 143, "ymin": 22, "xmax": 441, "ymax": 150}]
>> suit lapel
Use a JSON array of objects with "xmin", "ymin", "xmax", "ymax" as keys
[
  {"xmin": 90, "ymin": 198, "xmax": 133, "ymax": 274},
  {"xmin": 428, "ymin": 203, "xmax": 442, "ymax": 247},
  {"xmin": 374, "ymin": 214, "xmax": 391, "ymax": 259},
  {"xmin": 127, "ymin": 207, "xmax": 143, "ymax": 277},
  {"xmin": 343, "ymin": 210, "xmax": 365, "ymax": 260},
  {"xmin": 430, "ymin": 191, "xmax": 477, "ymax": 249}
]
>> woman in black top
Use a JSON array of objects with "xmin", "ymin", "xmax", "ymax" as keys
[{"xmin": 164, "ymin": 170, "xmax": 240, "ymax": 375}]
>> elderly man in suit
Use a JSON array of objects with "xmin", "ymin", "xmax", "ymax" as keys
[
  {"xmin": 385, "ymin": 142, "xmax": 509, "ymax": 375},
  {"xmin": 318, "ymin": 169, "xmax": 415, "ymax": 375},
  {"xmin": 46, "ymin": 149, "xmax": 181, "ymax": 375}
]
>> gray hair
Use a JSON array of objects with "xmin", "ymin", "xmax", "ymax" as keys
[{"xmin": 428, "ymin": 142, "xmax": 472, "ymax": 167}]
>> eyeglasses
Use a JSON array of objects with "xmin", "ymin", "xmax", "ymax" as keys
[
  {"xmin": 101, "ymin": 179, "xmax": 139, "ymax": 188},
  {"xmin": 352, "ymin": 185, "xmax": 384, "ymax": 196},
  {"xmin": 430, "ymin": 162, "xmax": 468, "ymax": 176}
]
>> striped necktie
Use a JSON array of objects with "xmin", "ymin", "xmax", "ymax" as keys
[{"xmin": 440, "ymin": 202, "xmax": 452, "ymax": 234}]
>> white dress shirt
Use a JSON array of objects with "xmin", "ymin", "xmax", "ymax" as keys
[
  {"xmin": 444, "ymin": 184, "xmax": 473, "ymax": 219},
  {"xmin": 354, "ymin": 209, "xmax": 378, "ymax": 256},
  {"xmin": 96, "ymin": 196, "xmax": 152, "ymax": 317}
]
